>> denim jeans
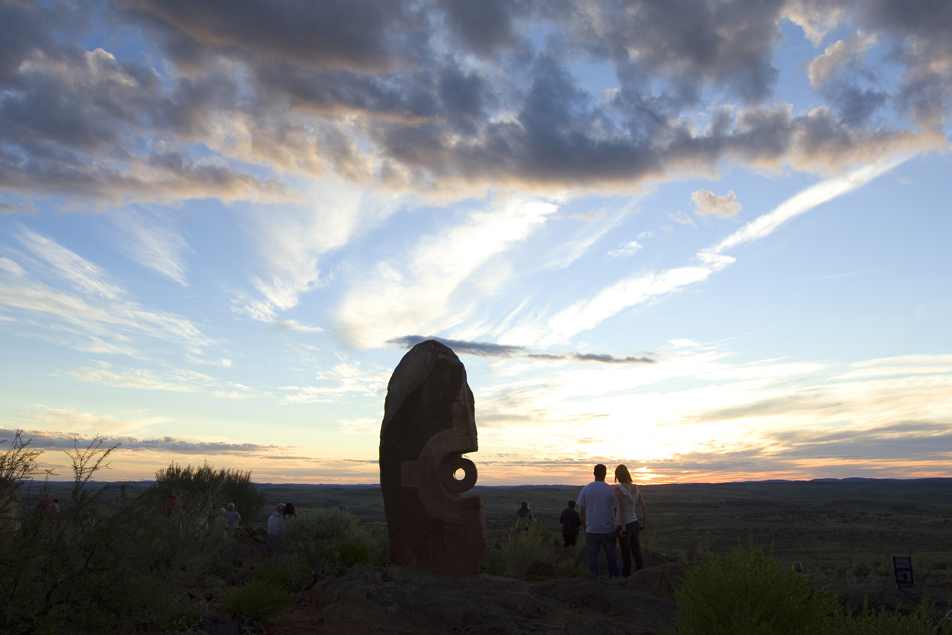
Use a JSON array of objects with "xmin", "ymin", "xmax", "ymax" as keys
[
  {"xmin": 585, "ymin": 531, "xmax": 620, "ymax": 577},
  {"xmin": 616, "ymin": 520, "xmax": 643, "ymax": 577}
]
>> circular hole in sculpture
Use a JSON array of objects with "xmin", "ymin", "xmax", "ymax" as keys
[{"xmin": 453, "ymin": 467, "xmax": 466, "ymax": 481}]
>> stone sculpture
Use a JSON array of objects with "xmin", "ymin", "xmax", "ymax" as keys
[{"xmin": 379, "ymin": 340, "xmax": 486, "ymax": 574}]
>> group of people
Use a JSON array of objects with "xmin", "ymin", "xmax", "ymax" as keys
[{"xmin": 519, "ymin": 463, "xmax": 647, "ymax": 578}]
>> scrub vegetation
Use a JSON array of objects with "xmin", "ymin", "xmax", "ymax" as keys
[
  {"xmin": 675, "ymin": 545, "xmax": 952, "ymax": 635},
  {"xmin": 2, "ymin": 432, "xmax": 950, "ymax": 633}
]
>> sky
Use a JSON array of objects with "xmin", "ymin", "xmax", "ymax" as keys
[{"xmin": 1, "ymin": 0, "xmax": 950, "ymax": 486}]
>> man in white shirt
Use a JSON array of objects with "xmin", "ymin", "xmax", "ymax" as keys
[{"xmin": 576, "ymin": 464, "xmax": 620, "ymax": 577}]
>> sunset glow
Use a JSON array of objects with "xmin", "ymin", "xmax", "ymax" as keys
[{"xmin": 1, "ymin": 1, "xmax": 950, "ymax": 485}]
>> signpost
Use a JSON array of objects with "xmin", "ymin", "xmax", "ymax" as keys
[{"xmin": 893, "ymin": 555, "xmax": 914, "ymax": 591}]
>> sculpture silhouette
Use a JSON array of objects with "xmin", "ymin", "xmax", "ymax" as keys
[{"xmin": 379, "ymin": 340, "xmax": 486, "ymax": 574}]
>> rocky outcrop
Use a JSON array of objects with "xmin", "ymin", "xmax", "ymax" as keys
[{"xmin": 267, "ymin": 565, "xmax": 678, "ymax": 634}]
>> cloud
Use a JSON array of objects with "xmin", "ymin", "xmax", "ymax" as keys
[
  {"xmin": 0, "ymin": 428, "xmax": 286, "ymax": 455},
  {"xmin": 668, "ymin": 211, "xmax": 697, "ymax": 227},
  {"xmin": 0, "ymin": 230, "xmax": 213, "ymax": 354},
  {"xmin": 540, "ymin": 157, "xmax": 904, "ymax": 344},
  {"xmin": 66, "ymin": 364, "xmax": 219, "ymax": 393},
  {"xmin": 608, "ymin": 241, "xmax": 642, "ymax": 258},
  {"xmin": 702, "ymin": 154, "xmax": 906, "ymax": 259},
  {"xmin": 17, "ymin": 229, "xmax": 123, "ymax": 299},
  {"xmin": 335, "ymin": 196, "xmax": 558, "ymax": 347},
  {"xmin": 388, "ymin": 335, "xmax": 526, "ymax": 358},
  {"xmin": 280, "ymin": 361, "xmax": 390, "ymax": 404},
  {"xmin": 338, "ymin": 417, "xmax": 379, "ymax": 436},
  {"xmin": 234, "ymin": 182, "xmax": 401, "ymax": 322},
  {"xmin": 691, "ymin": 189, "xmax": 742, "ymax": 218},
  {"xmin": 2, "ymin": 1, "xmax": 947, "ymax": 208},
  {"xmin": 111, "ymin": 210, "xmax": 191, "ymax": 286},
  {"xmin": 526, "ymin": 353, "xmax": 655, "ymax": 365},
  {"xmin": 276, "ymin": 319, "xmax": 324, "ymax": 333},
  {"xmin": 807, "ymin": 32, "xmax": 878, "ymax": 88}
]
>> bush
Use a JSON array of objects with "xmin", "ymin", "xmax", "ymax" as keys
[
  {"xmin": 674, "ymin": 545, "xmax": 841, "ymax": 635},
  {"xmin": 835, "ymin": 596, "xmax": 952, "ymax": 635},
  {"xmin": 0, "ymin": 434, "xmax": 231, "ymax": 634},
  {"xmin": 674, "ymin": 545, "xmax": 952, "ymax": 635},
  {"xmin": 223, "ymin": 578, "xmax": 294, "ymax": 624},
  {"xmin": 154, "ymin": 461, "xmax": 266, "ymax": 522},
  {"xmin": 484, "ymin": 527, "xmax": 564, "ymax": 577},
  {"xmin": 267, "ymin": 507, "xmax": 386, "ymax": 585}
]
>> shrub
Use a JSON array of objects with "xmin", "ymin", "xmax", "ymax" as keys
[
  {"xmin": 486, "ymin": 527, "xmax": 563, "ymax": 578},
  {"xmin": 835, "ymin": 596, "xmax": 952, "ymax": 635},
  {"xmin": 154, "ymin": 461, "xmax": 266, "ymax": 521},
  {"xmin": 268, "ymin": 507, "xmax": 386, "ymax": 584},
  {"xmin": 223, "ymin": 578, "xmax": 294, "ymax": 624},
  {"xmin": 674, "ymin": 545, "xmax": 952, "ymax": 635},
  {"xmin": 674, "ymin": 545, "xmax": 840, "ymax": 635},
  {"xmin": 0, "ymin": 434, "xmax": 232, "ymax": 634}
]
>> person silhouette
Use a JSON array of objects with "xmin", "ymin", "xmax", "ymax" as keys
[
  {"xmin": 514, "ymin": 500, "xmax": 534, "ymax": 532},
  {"xmin": 576, "ymin": 464, "xmax": 620, "ymax": 577},
  {"xmin": 613, "ymin": 464, "xmax": 648, "ymax": 576},
  {"xmin": 560, "ymin": 500, "xmax": 582, "ymax": 547}
]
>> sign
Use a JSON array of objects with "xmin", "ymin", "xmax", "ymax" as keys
[{"xmin": 893, "ymin": 556, "xmax": 914, "ymax": 587}]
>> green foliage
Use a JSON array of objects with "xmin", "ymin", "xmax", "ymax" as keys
[
  {"xmin": 223, "ymin": 578, "xmax": 294, "ymax": 624},
  {"xmin": 674, "ymin": 545, "xmax": 952, "ymax": 635},
  {"xmin": 154, "ymin": 461, "xmax": 266, "ymax": 521},
  {"xmin": 484, "ymin": 527, "xmax": 564, "ymax": 577},
  {"xmin": 0, "ymin": 435, "xmax": 233, "ymax": 634},
  {"xmin": 675, "ymin": 545, "xmax": 839, "ymax": 635},
  {"xmin": 834, "ymin": 596, "xmax": 952, "ymax": 635},
  {"xmin": 269, "ymin": 507, "xmax": 387, "ymax": 583}
]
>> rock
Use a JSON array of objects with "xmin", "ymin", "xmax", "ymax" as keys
[
  {"xmin": 379, "ymin": 340, "xmax": 486, "ymax": 574},
  {"xmin": 267, "ymin": 565, "xmax": 675, "ymax": 635},
  {"xmin": 527, "ymin": 561, "xmax": 557, "ymax": 578},
  {"xmin": 621, "ymin": 562, "xmax": 688, "ymax": 599}
]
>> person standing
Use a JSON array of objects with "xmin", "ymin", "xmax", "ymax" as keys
[
  {"xmin": 268, "ymin": 504, "xmax": 285, "ymax": 535},
  {"xmin": 576, "ymin": 464, "xmax": 620, "ymax": 577},
  {"xmin": 225, "ymin": 502, "xmax": 241, "ymax": 531},
  {"xmin": 613, "ymin": 464, "xmax": 648, "ymax": 577},
  {"xmin": 559, "ymin": 500, "xmax": 582, "ymax": 547},
  {"xmin": 514, "ymin": 500, "xmax": 534, "ymax": 532}
]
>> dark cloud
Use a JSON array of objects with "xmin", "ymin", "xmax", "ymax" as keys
[
  {"xmin": 764, "ymin": 421, "xmax": 952, "ymax": 460},
  {"xmin": 527, "ymin": 353, "xmax": 656, "ymax": 364},
  {"xmin": 437, "ymin": 0, "xmax": 531, "ymax": 58},
  {"xmin": 121, "ymin": 0, "xmax": 432, "ymax": 74},
  {"xmin": 0, "ymin": 429, "xmax": 284, "ymax": 455},
  {"xmin": 1, "ymin": 0, "xmax": 949, "ymax": 207},
  {"xmin": 562, "ymin": 0, "xmax": 784, "ymax": 105},
  {"xmin": 389, "ymin": 335, "xmax": 655, "ymax": 364},
  {"xmin": 388, "ymin": 335, "xmax": 526, "ymax": 357}
]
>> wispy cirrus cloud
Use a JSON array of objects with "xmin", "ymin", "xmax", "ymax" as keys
[
  {"xmin": 64, "ymin": 363, "xmax": 266, "ymax": 400},
  {"xmin": 335, "ymin": 196, "xmax": 559, "ymax": 347},
  {"xmin": 111, "ymin": 210, "xmax": 191, "ymax": 286},
  {"xmin": 535, "ymin": 155, "xmax": 908, "ymax": 345},
  {"xmin": 0, "ymin": 229, "xmax": 213, "ymax": 355}
]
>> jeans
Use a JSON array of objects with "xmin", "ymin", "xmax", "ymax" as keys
[
  {"xmin": 616, "ymin": 520, "xmax": 644, "ymax": 577},
  {"xmin": 585, "ymin": 532, "xmax": 620, "ymax": 577}
]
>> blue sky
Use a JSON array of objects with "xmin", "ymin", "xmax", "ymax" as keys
[{"xmin": 1, "ymin": 0, "xmax": 950, "ymax": 484}]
